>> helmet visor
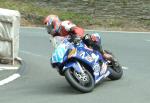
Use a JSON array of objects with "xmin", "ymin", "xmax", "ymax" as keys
[{"xmin": 46, "ymin": 23, "xmax": 53, "ymax": 34}]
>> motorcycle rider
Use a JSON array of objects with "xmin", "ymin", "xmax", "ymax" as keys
[{"xmin": 44, "ymin": 15, "xmax": 115, "ymax": 62}]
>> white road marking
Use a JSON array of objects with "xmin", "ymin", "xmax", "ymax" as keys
[
  {"xmin": 21, "ymin": 26, "xmax": 44, "ymax": 29},
  {"xmin": 145, "ymin": 40, "xmax": 150, "ymax": 42},
  {"xmin": 122, "ymin": 66, "xmax": 128, "ymax": 70},
  {"xmin": 20, "ymin": 50, "xmax": 45, "ymax": 57},
  {"xmin": 85, "ymin": 30, "xmax": 150, "ymax": 34},
  {"xmin": 0, "ymin": 73, "xmax": 20, "ymax": 86},
  {"xmin": 21, "ymin": 26, "xmax": 150, "ymax": 34},
  {"xmin": 0, "ymin": 66, "xmax": 19, "ymax": 71}
]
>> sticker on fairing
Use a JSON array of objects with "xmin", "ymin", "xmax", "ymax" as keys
[
  {"xmin": 85, "ymin": 56, "xmax": 94, "ymax": 62},
  {"xmin": 91, "ymin": 53, "xmax": 99, "ymax": 62},
  {"xmin": 93, "ymin": 63, "xmax": 101, "ymax": 76},
  {"xmin": 79, "ymin": 51, "xmax": 85, "ymax": 59},
  {"xmin": 100, "ymin": 63, "xmax": 107, "ymax": 75},
  {"xmin": 51, "ymin": 44, "xmax": 67, "ymax": 63}
]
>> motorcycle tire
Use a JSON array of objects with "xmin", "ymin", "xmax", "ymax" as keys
[
  {"xmin": 64, "ymin": 65, "xmax": 95, "ymax": 93},
  {"xmin": 108, "ymin": 64, "xmax": 123, "ymax": 80},
  {"xmin": 104, "ymin": 49, "xmax": 123, "ymax": 80}
]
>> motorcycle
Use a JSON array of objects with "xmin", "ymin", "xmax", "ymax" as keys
[{"xmin": 50, "ymin": 36, "xmax": 123, "ymax": 93}]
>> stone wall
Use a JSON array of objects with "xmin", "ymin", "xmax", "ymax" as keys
[
  {"xmin": 21, "ymin": 0, "xmax": 150, "ymax": 30},
  {"xmin": 44, "ymin": 0, "xmax": 150, "ymax": 20}
]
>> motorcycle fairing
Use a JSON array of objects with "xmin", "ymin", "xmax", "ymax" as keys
[{"xmin": 51, "ymin": 43, "xmax": 68, "ymax": 63}]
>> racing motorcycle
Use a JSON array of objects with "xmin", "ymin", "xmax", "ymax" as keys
[{"xmin": 50, "ymin": 36, "xmax": 123, "ymax": 93}]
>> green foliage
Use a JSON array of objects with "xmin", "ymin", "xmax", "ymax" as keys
[
  {"xmin": 140, "ymin": 19, "xmax": 150, "ymax": 27},
  {"xmin": 0, "ymin": 0, "xmax": 149, "ymax": 31},
  {"xmin": 59, "ymin": 12, "xmax": 93, "ymax": 26},
  {"xmin": 0, "ymin": 0, "xmax": 94, "ymax": 27}
]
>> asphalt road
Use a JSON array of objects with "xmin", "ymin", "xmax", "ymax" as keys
[{"xmin": 0, "ymin": 27, "xmax": 150, "ymax": 103}]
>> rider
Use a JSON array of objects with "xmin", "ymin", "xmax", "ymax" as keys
[{"xmin": 44, "ymin": 15, "xmax": 114, "ymax": 62}]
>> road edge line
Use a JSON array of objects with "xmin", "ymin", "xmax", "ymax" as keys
[{"xmin": 21, "ymin": 26, "xmax": 150, "ymax": 34}]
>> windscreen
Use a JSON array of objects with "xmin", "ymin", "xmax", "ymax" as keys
[{"xmin": 50, "ymin": 36, "xmax": 65, "ymax": 48}]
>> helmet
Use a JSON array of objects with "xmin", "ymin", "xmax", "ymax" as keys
[
  {"xmin": 91, "ymin": 33, "xmax": 101, "ymax": 44},
  {"xmin": 44, "ymin": 15, "xmax": 61, "ymax": 35}
]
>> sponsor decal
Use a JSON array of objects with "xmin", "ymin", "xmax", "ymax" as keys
[
  {"xmin": 68, "ymin": 48, "xmax": 77, "ymax": 58},
  {"xmin": 79, "ymin": 51, "xmax": 85, "ymax": 59},
  {"xmin": 91, "ymin": 53, "xmax": 99, "ymax": 62},
  {"xmin": 100, "ymin": 63, "xmax": 107, "ymax": 74},
  {"xmin": 85, "ymin": 56, "xmax": 94, "ymax": 62},
  {"xmin": 93, "ymin": 63, "xmax": 100, "ymax": 73},
  {"xmin": 93, "ymin": 63, "xmax": 101, "ymax": 76}
]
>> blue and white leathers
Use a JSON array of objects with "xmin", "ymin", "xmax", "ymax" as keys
[{"xmin": 51, "ymin": 36, "xmax": 110, "ymax": 84}]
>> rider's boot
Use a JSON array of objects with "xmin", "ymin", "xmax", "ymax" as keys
[{"xmin": 103, "ymin": 51, "xmax": 119, "ymax": 68}]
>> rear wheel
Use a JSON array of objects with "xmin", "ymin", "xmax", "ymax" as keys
[
  {"xmin": 64, "ymin": 64, "xmax": 95, "ymax": 93},
  {"xmin": 108, "ymin": 63, "xmax": 123, "ymax": 80},
  {"xmin": 104, "ymin": 50, "xmax": 123, "ymax": 80}
]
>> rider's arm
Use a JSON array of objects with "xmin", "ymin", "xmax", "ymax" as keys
[
  {"xmin": 61, "ymin": 20, "xmax": 84, "ymax": 38},
  {"xmin": 71, "ymin": 27, "xmax": 84, "ymax": 38}
]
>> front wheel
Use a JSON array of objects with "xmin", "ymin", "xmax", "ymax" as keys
[{"xmin": 64, "ymin": 66, "xmax": 95, "ymax": 93}]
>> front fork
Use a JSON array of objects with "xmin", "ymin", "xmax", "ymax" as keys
[
  {"xmin": 63, "ymin": 61, "xmax": 89, "ymax": 82},
  {"xmin": 63, "ymin": 61, "xmax": 85, "ymax": 74}
]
